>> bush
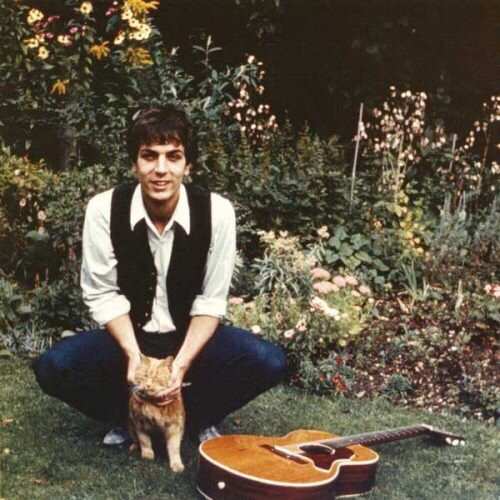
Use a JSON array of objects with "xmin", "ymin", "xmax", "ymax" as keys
[{"xmin": 226, "ymin": 231, "xmax": 372, "ymax": 394}]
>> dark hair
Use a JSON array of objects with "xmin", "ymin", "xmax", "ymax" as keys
[{"xmin": 126, "ymin": 105, "xmax": 197, "ymax": 165}]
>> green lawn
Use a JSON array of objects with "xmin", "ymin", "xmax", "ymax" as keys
[{"xmin": 0, "ymin": 358, "xmax": 498, "ymax": 500}]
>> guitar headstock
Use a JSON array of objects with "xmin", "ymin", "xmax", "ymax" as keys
[{"xmin": 421, "ymin": 424, "xmax": 465, "ymax": 446}]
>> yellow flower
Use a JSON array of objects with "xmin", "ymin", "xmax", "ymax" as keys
[
  {"xmin": 24, "ymin": 38, "xmax": 39, "ymax": 49},
  {"xmin": 89, "ymin": 42, "xmax": 110, "ymax": 60},
  {"xmin": 51, "ymin": 79, "xmax": 69, "ymax": 95},
  {"xmin": 57, "ymin": 35, "xmax": 72, "ymax": 46},
  {"xmin": 80, "ymin": 1, "xmax": 93, "ymax": 15},
  {"xmin": 27, "ymin": 8, "xmax": 44, "ymax": 24},
  {"xmin": 129, "ymin": 18, "xmax": 140, "ymax": 28},
  {"xmin": 114, "ymin": 32, "xmax": 125, "ymax": 45},
  {"xmin": 121, "ymin": 7, "xmax": 133, "ymax": 20},
  {"xmin": 125, "ymin": 0, "xmax": 159, "ymax": 15},
  {"xmin": 124, "ymin": 47, "xmax": 153, "ymax": 67},
  {"xmin": 38, "ymin": 46, "xmax": 49, "ymax": 60}
]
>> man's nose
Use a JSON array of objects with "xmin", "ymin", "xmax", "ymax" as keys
[{"xmin": 155, "ymin": 155, "xmax": 168, "ymax": 174}]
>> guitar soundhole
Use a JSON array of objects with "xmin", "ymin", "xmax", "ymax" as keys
[{"xmin": 301, "ymin": 447, "xmax": 355, "ymax": 471}]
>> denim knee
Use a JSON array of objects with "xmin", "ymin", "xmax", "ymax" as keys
[
  {"xmin": 258, "ymin": 341, "xmax": 288, "ymax": 386},
  {"xmin": 34, "ymin": 349, "xmax": 67, "ymax": 397}
]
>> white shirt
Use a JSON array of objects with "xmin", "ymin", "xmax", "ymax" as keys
[{"xmin": 80, "ymin": 184, "xmax": 236, "ymax": 332}]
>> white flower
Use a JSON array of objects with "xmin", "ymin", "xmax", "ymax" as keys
[{"xmin": 250, "ymin": 325, "xmax": 261, "ymax": 334}]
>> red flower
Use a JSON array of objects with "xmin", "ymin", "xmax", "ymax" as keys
[{"xmin": 336, "ymin": 355, "xmax": 344, "ymax": 366}]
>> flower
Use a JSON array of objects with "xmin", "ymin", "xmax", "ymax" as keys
[
  {"xmin": 24, "ymin": 38, "xmax": 39, "ymax": 49},
  {"xmin": 27, "ymin": 8, "xmax": 44, "ymax": 24},
  {"xmin": 38, "ymin": 47, "xmax": 49, "ymax": 60},
  {"xmin": 125, "ymin": 0, "xmax": 159, "ymax": 15},
  {"xmin": 228, "ymin": 296, "xmax": 244, "ymax": 305},
  {"xmin": 344, "ymin": 275, "xmax": 358, "ymax": 286},
  {"xmin": 283, "ymin": 329, "xmax": 295, "ymax": 339},
  {"xmin": 323, "ymin": 307, "xmax": 340, "ymax": 320},
  {"xmin": 295, "ymin": 317, "xmax": 307, "ymax": 332},
  {"xmin": 124, "ymin": 47, "xmax": 153, "ymax": 66},
  {"xmin": 57, "ymin": 35, "xmax": 72, "ymax": 47},
  {"xmin": 317, "ymin": 225, "xmax": 330, "ymax": 239},
  {"xmin": 332, "ymin": 275, "xmax": 346, "ymax": 287},
  {"xmin": 19, "ymin": 198, "xmax": 27, "ymax": 207},
  {"xmin": 310, "ymin": 267, "xmax": 331, "ymax": 281},
  {"xmin": 313, "ymin": 281, "xmax": 337, "ymax": 295},
  {"xmin": 351, "ymin": 290, "xmax": 361, "ymax": 298},
  {"xmin": 80, "ymin": 2, "xmax": 93, "ymax": 15},
  {"xmin": 37, "ymin": 210, "xmax": 47, "ymax": 221},
  {"xmin": 50, "ymin": 79, "xmax": 69, "ymax": 95},
  {"xmin": 250, "ymin": 325, "xmax": 261, "ymax": 334},
  {"xmin": 114, "ymin": 32, "xmax": 125, "ymax": 45},
  {"xmin": 89, "ymin": 42, "xmax": 110, "ymax": 60},
  {"xmin": 358, "ymin": 285, "xmax": 371, "ymax": 296}
]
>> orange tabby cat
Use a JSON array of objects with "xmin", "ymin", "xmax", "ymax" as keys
[{"xmin": 129, "ymin": 355, "xmax": 185, "ymax": 473}]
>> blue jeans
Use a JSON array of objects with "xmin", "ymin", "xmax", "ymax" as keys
[{"xmin": 34, "ymin": 325, "xmax": 287, "ymax": 436}]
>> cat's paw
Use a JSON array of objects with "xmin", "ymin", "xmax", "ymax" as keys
[
  {"xmin": 141, "ymin": 448, "xmax": 155, "ymax": 460},
  {"xmin": 170, "ymin": 461, "xmax": 185, "ymax": 473}
]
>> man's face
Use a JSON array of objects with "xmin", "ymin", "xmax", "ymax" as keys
[{"xmin": 133, "ymin": 142, "xmax": 190, "ymax": 213}]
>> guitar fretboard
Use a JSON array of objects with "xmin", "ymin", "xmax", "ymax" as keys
[{"xmin": 320, "ymin": 425, "xmax": 429, "ymax": 449}]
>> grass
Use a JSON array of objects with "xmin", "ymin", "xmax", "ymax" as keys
[{"xmin": 0, "ymin": 358, "xmax": 498, "ymax": 500}]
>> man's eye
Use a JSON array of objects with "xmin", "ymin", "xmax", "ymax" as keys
[{"xmin": 142, "ymin": 153, "xmax": 156, "ymax": 161}]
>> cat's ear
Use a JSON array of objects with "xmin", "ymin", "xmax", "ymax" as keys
[
  {"xmin": 139, "ymin": 352, "xmax": 147, "ymax": 363},
  {"xmin": 164, "ymin": 356, "xmax": 174, "ymax": 369}
]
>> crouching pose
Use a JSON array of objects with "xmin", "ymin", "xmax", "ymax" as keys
[{"xmin": 34, "ymin": 105, "xmax": 287, "ymax": 454}]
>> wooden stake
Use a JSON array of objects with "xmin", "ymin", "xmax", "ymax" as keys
[{"xmin": 350, "ymin": 103, "xmax": 364, "ymax": 209}]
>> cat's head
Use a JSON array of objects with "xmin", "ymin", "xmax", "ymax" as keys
[{"xmin": 132, "ymin": 355, "xmax": 173, "ymax": 400}]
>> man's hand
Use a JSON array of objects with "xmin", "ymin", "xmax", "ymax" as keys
[
  {"xmin": 154, "ymin": 361, "xmax": 187, "ymax": 406},
  {"xmin": 126, "ymin": 351, "xmax": 142, "ymax": 385}
]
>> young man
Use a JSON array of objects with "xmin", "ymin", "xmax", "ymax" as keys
[{"xmin": 35, "ymin": 105, "xmax": 286, "ymax": 444}]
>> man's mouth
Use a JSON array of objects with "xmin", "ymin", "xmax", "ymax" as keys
[{"xmin": 151, "ymin": 181, "xmax": 171, "ymax": 188}]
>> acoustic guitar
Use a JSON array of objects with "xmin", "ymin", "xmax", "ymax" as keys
[{"xmin": 197, "ymin": 424, "xmax": 464, "ymax": 499}]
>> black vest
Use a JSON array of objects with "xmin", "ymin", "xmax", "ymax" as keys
[{"xmin": 110, "ymin": 183, "xmax": 212, "ymax": 335}]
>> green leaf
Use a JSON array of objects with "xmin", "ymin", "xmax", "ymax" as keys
[{"xmin": 354, "ymin": 251, "xmax": 372, "ymax": 263}]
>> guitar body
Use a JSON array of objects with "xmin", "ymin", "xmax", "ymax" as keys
[{"xmin": 197, "ymin": 430, "xmax": 379, "ymax": 499}]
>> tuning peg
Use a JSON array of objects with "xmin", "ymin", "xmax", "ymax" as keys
[
  {"xmin": 452, "ymin": 439, "xmax": 459, "ymax": 446},
  {"xmin": 459, "ymin": 440, "xmax": 465, "ymax": 446},
  {"xmin": 446, "ymin": 437, "xmax": 452, "ymax": 444}
]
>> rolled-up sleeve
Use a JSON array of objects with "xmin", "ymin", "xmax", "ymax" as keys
[
  {"xmin": 80, "ymin": 191, "xmax": 131, "ymax": 326},
  {"xmin": 190, "ymin": 194, "xmax": 236, "ymax": 318}
]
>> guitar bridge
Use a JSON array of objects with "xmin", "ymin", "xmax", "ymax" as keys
[{"xmin": 261, "ymin": 444, "xmax": 309, "ymax": 464}]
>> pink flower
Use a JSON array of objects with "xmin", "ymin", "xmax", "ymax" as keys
[
  {"xmin": 351, "ymin": 290, "xmax": 361, "ymax": 297},
  {"xmin": 69, "ymin": 27, "xmax": 79, "ymax": 34},
  {"xmin": 484, "ymin": 284, "xmax": 492, "ymax": 293},
  {"xmin": 313, "ymin": 281, "xmax": 337, "ymax": 295},
  {"xmin": 284, "ymin": 329, "xmax": 295, "ymax": 339},
  {"xmin": 295, "ymin": 318, "xmax": 307, "ymax": 332},
  {"xmin": 358, "ymin": 285, "xmax": 371, "ymax": 296},
  {"xmin": 310, "ymin": 267, "xmax": 331, "ymax": 281},
  {"xmin": 228, "ymin": 296, "xmax": 244, "ymax": 305},
  {"xmin": 344, "ymin": 275, "xmax": 358, "ymax": 286},
  {"xmin": 332, "ymin": 275, "xmax": 346, "ymax": 287}
]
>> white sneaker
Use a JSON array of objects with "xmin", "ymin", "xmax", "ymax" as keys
[
  {"xmin": 198, "ymin": 426, "xmax": 221, "ymax": 443},
  {"xmin": 103, "ymin": 426, "xmax": 131, "ymax": 446}
]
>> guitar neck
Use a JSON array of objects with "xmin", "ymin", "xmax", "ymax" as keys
[{"xmin": 321, "ymin": 424, "xmax": 431, "ymax": 449}]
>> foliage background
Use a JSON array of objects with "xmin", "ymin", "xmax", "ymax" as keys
[{"xmin": 0, "ymin": 0, "xmax": 498, "ymax": 422}]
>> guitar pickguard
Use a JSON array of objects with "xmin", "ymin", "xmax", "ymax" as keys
[{"xmin": 299, "ymin": 447, "xmax": 355, "ymax": 471}]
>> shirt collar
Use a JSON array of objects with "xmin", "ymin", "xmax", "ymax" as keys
[{"xmin": 130, "ymin": 183, "xmax": 191, "ymax": 236}]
